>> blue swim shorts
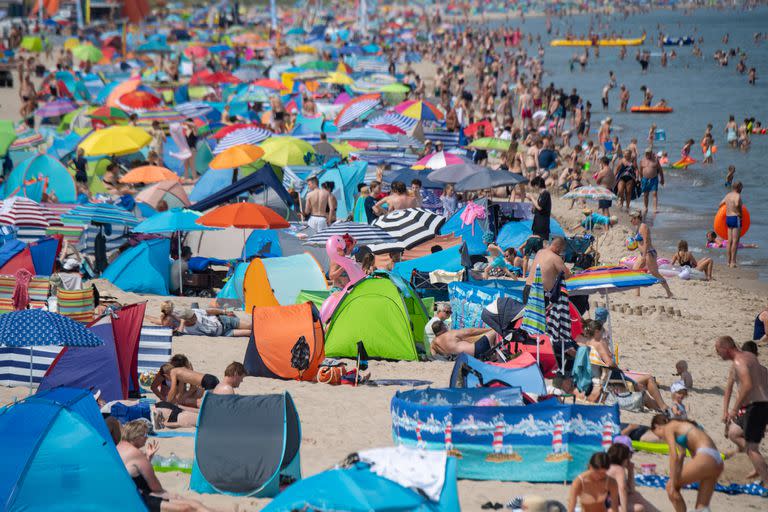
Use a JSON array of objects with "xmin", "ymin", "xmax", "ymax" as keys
[
  {"xmin": 641, "ymin": 176, "xmax": 659, "ymax": 193},
  {"xmin": 725, "ymin": 215, "xmax": 741, "ymax": 229}
]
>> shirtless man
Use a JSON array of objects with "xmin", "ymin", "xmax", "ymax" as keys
[
  {"xmin": 431, "ymin": 320, "xmax": 495, "ymax": 358},
  {"xmin": 373, "ymin": 181, "xmax": 411, "ymax": 214},
  {"xmin": 304, "ymin": 176, "xmax": 330, "ymax": 232},
  {"xmin": 720, "ymin": 181, "xmax": 743, "ymax": 268},
  {"xmin": 524, "ymin": 236, "xmax": 572, "ymax": 303},
  {"xmin": 717, "ymin": 336, "xmax": 768, "ymax": 485},
  {"xmin": 165, "ymin": 367, "xmax": 222, "ymax": 407},
  {"xmin": 619, "ymin": 84, "xmax": 630, "ymax": 112},
  {"xmin": 639, "ymin": 148, "xmax": 664, "ymax": 215}
]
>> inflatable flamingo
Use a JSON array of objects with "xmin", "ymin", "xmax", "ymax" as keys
[{"xmin": 319, "ymin": 235, "xmax": 366, "ymax": 322}]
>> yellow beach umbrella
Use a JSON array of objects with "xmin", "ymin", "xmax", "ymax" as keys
[
  {"xmin": 293, "ymin": 44, "xmax": 318, "ymax": 54},
  {"xmin": 72, "ymin": 44, "xmax": 103, "ymax": 63},
  {"xmin": 330, "ymin": 141, "xmax": 356, "ymax": 158},
  {"xmin": 322, "ymin": 72, "xmax": 354, "ymax": 85},
  {"xmin": 79, "ymin": 126, "xmax": 151, "ymax": 156},
  {"xmin": 20, "ymin": 36, "xmax": 43, "ymax": 52},
  {"xmin": 259, "ymin": 137, "xmax": 315, "ymax": 167},
  {"xmin": 64, "ymin": 38, "xmax": 81, "ymax": 50}
]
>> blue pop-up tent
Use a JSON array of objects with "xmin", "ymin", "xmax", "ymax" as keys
[
  {"xmin": 392, "ymin": 244, "xmax": 464, "ymax": 280},
  {"xmin": 496, "ymin": 218, "xmax": 565, "ymax": 250},
  {"xmin": 0, "ymin": 387, "xmax": 145, "ymax": 510},
  {"xmin": 102, "ymin": 238, "xmax": 170, "ymax": 295}
]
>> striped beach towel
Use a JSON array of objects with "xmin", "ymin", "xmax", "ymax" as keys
[
  {"xmin": 0, "ymin": 325, "xmax": 173, "ymax": 387},
  {"xmin": 521, "ymin": 266, "xmax": 546, "ymax": 336},
  {"xmin": 57, "ymin": 287, "xmax": 95, "ymax": 323}
]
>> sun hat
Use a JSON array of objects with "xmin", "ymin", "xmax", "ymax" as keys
[
  {"xmin": 670, "ymin": 380, "xmax": 688, "ymax": 394},
  {"xmin": 612, "ymin": 434, "xmax": 635, "ymax": 452}
]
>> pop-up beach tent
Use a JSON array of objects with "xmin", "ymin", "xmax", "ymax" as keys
[
  {"xmin": 102, "ymin": 238, "xmax": 170, "ymax": 295},
  {"xmin": 244, "ymin": 302, "xmax": 325, "ymax": 381},
  {"xmin": 243, "ymin": 253, "xmax": 328, "ymax": 311},
  {"xmin": 0, "ymin": 387, "xmax": 145, "ymax": 510},
  {"xmin": 324, "ymin": 272, "xmax": 430, "ymax": 361},
  {"xmin": 190, "ymin": 392, "xmax": 302, "ymax": 498}
]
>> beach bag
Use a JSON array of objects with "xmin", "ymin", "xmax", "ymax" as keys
[
  {"xmin": 317, "ymin": 364, "xmax": 347, "ymax": 385},
  {"xmin": 604, "ymin": 390, "xmax": 645, "ymax": 412}
]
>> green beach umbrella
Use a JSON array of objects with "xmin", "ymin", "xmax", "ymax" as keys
[
  {"xmin": 20, "ymin": 36, "xmax": 43, "ymax": 52},
  {"xmin": 72, "ymin": 44, "xmax": 103, "ymax": 63},
  {"xmin": 379, "ymin": 83, "xmax": 411, "ymax": 94},
  {"xmin": 0, "ymin": 120, "xmax": 18, "ymax": 155},
  {"xmin": 469, "ymin": 137, "xmax": 511, "ymax": 151}
]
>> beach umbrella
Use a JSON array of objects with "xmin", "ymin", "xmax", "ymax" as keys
[
  {"xmin": 213, "ymin": 128, "xmax": 271, "ymax": 154},
  {"xmin": 191, "ymin": 70, "xmax": 240, "ymax": 85},
  {"xmin": 521, "ymin": 266, "xmax": 547, "ymax": 336},
  {"xmin": 330, "ymin": 141, "xmax": 356, "ymax": 158},
  {"xmin": 313, "ymin": 141, "xmax": 341, "ymax": 159},
  {"xmin": 336, "ymin": 127, "xmax": 397, "ymax": 143},
  {"xmin": 196, "ymin": 203, "xmax": 289, "ymax": 229},
  {"xmin": 87, "ymin": 106, "xmax": 130, "ymax": 124},
  {"xmin": 134, "ymin": 208, "xmax": 220, "ymax": 294},
  {"xmin": 0, "ymin": 197, "xmax": 62, "ymax": 228},
  {"xmin": 562, "ymin": 185, "xmax": 618, "ymax": 202},
  {"xmin": 119, "ymin": 90, "xmax": 162, "ymax": 110},
  {"xmin": 302, "ymin": 60, "xmax": 337, "ymax": 71},
  {"xmin": 72, "ymin": 44, "xmax": 103, "ymax": 62},
  {"xmin": 292, "ymin": 44, "xmax": 318, "ymax": 54},
  {"xmin": 454, "ymin": 169, "xmax": 527, "ymax": 192},
  {"xmin": 136, "ymin": 40, "xmax": 173, "ymax": 54},
  {"xmin": 412, "ymin": 151, "xmax": 470, "ymax": 170},
  {"xmin": 367, "ymin": 113, "xmax": 418, "ymax": 133},
  {"xmin": 427, "ymin": 163, "xmax": 488, "ymax": 184},
  {"xmin": 184, "ymin": 45, "xmax": 209, "ymax": 58},
  {"xmin": 233, "ymin": 68, "xmax": 262, "ymax": 82},
  {"xmin": 209, "ymin": 144, "xmax": 265, "ymax": 170},
  {"xmin": 62, "ymin": 202, "xmax": 139, "ymax": 226},
  {"xmin": 232, "ymin": 86, "xmax": 271, "ymax": 103},
  {"xmin": 213, "ymin": 123, "xmax": 267, "ymax": 140},
  {"xmin": 464, "ymin": 120, "xmax": 494, "ymax": 138},
  {"xmin": 384, "ymin": 168, "xmax": 443, "ymax": 189},
  {"xmin": 322, "ymin": 72, "xmax": 354, "ymax": 85},
  {"xmin": 368, "ymin": 208, "xmax": 446, "ymax": 254},
  {"xmin": 252, "ymin": 78, "xmax": 286, "ymax": 91},
  {"xmin": 135, "ymin": 180, "xmax": 190, "ymax": 210},
  {"xmin": 135, "ymin": 108, "xmax": 186, "ymax": 127},
  {"xmin": 394, "ymin": 100, "xmax": 443, "ymax": 121},
  {"xmin": 120, "ymin": 165, "xmax": 179, "ymax": 184},
  {"xmin": 78, "ymin": 126, "xmax": 151, "ymax": 156},
  {"xmin": 0, "ymin": 120, "xmax": 18, "ymax": 154},
  {"xmin": 378, "ymin": 83, "xmax": 411, "ymax": 94},
  {"xmin": 10, "ymin": 131, "xmax": 45, "ymax": 151},
  {"xmin": 35, "ymin": 99, "xmax": 79, "ymax": 118},
  {"xmin": 334, "ymin": 93, "xmax": 381, "ymax": 128},
  {"xmin": 0, "ymin": 309, "xmax": 103, "ymax": 390},
  {"xmin": 259, "ymin": 137, "xmax": 315, "ymax": 167},
  {"xmin": 468, "ymin": 137, "xmax": 512, "ymax": 151},
  {"xmin": 304, "ymin": 222, "xmax": 397, "ymax": 247},
  {"xmin": 20, "ymin": 36, "xmax": 43, "ymax": 52}
]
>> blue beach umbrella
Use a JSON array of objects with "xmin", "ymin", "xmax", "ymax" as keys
[
  {"xmin": 62, "ymin": 202, "xmax": 139, "ymax": 226},
  {"xmin": 0, "ymin": 309, "xmax": 103, "ymax": 390}
]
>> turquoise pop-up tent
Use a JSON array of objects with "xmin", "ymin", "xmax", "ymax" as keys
[
  {"xmin": 102, "ymin": 238, "xmax": 170, "ymax": 295},
  {"xmin": 0, "ymin": 387, "xmax": 145, "ymax": 510},
  {"xmin": 3, "ymin": 154, "xmax": 77, "ymax": 203}
]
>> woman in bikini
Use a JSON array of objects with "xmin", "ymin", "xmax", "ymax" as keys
[
  {"xmin": 629, "ymin": 211, "xmax": 673, "ymax": 298},
  {"xmin": 568, "ymin": 451, "xmax": 619, "ymax": 512},
  {"xmin": 671, "ymin": 240, "xmax": 714, "ymax": 280},
  {"xmin": 650, "ymin": 415, "xmax": 723, "ymax": 512}
]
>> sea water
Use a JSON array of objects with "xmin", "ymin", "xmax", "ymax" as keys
[{"xmin": 486, "ymin": 6, "xmax": 768, "ymax": 275}]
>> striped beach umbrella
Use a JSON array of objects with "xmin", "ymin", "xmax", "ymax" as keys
[
  {"xmin": 304, "ymin": 222, "xmax": 397, "ymax": 247},
  {"xmin": 61, "ymin": 202, "xmax": 139, "ymax": 226},
  {"xmin": 10, "ymin": 131, "xmax": 45, "ymax": 151},
  {"xmin": 368, "ymin": 208, "xmax": 445, "ymax": 254},
  {"xmin": 412, "ymin": 151, "xmax": 470, "ymax": 170},
  {"xmin": 562, "ymin": 185, "xmax": 618, "ymax": 202},
  {"xmin": 0, "ymin": 197, "xmax": 62, "ymax": 228},
  {"xmin": 521, "ymin": 266, "xmax": 546, "ymax": 335},
  {"xmin": 334, "ymin": 93, "xmax": 381, "ymax": 128},
  {"xmin": 35, "ymin": 99, "xmax": 79, "ymax": 118},
  {"xmin": 213, "ymin": 128, "xmax": 272, "ymax": 154},
  {"xmin": 394, "ymin": 100, "xmax": 444, "ymax": 121},
  {"xmin": 566, "ymin": 266, "xmax": 659, "ymax": 295}
]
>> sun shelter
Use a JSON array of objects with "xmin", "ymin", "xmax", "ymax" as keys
[
  {"xmin": 190, "ymin": 392, "xmax": 302, "ymax": 498},
  {"xmin": 262, "ymin": 446, "xmax": 460, "ymax": 512},
  {"xmin": 244, "ymin": 253, "xmax": 328, "ymax": 311},
  {"xmin": 0, "ymin": 387, "xmax": 145, "ymax": 510},
  {"xmin": 243, "ymin": 302, "xmax": 325, "ymax": 381},
  {"xmin": 39, "ymin": 304, "xmax": 146, "ymax": 402},
  {"xmin": 324, "ymin": 272, "xmax": 430, "ymax": 361},
  {"xmin": 391, "ymin": 387, "xmax": 620, "ymax": 482},
  {"xmin": 102, "ymin": 238, "xmax": 170, "ymax": 295},
  {"xmin": 449, "ymin": 353, "xmax": 547, "ymax": 395}
]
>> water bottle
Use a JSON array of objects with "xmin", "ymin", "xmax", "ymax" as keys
[
  {"xmin": 154, "ymin": 455, "xmax": 168, "ymax": 468},
  {"xmin": 178, "ymin": 458, "xmax": 193, "ymax": 470},
  {"xmin": 166, "ymin": 452, "xmax": 180, "ymax": 469}
]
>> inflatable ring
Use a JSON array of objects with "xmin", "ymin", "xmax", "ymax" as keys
[{"xmin": 714, "ymin": 204, "xmax": 750, "ymax": 240}]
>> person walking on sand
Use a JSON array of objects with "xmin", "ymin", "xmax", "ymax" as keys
[
  {"xmin": 650, "ymin": 415, "xmax": 723, "ymax": 512},
  {"xmin": 304, "ymin": 176, "xmax": 330, "ymax": 232},
  {"xmin": 629, "ymin": 211, "xmax": 673, "ymax": 298},
  {"xmin": 716, "ymin": 336, "xmax": 768, "ymax": 486},
  {"xmin": 639, "ymin": 148, "xmax": 664, "ymax": 215},
  {"xmin": 719, "ymin": 181, "xmax": 743, "ymax": 268}
]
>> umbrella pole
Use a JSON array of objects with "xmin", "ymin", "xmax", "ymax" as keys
[
  {"xmin": 178, "ymin": 230, "xmax": 183, "ymax": 296},
  {"xmin": 29, "ymin": 346, "xmax": 33, "ymax": 393}
]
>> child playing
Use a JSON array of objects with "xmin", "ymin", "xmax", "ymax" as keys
[
  {"xmin": 674, "ymin": 360, "xmax": 693, "ymax": 389},
  {"xmin": 725, "ymin": 165, "xmax": 736, "ymax": 187},
  {"xmin": 669, "ymin": 380, "xmax": 689, "ymax": 419}
]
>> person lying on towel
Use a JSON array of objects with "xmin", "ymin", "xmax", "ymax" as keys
[{"xmin": 430, "ymin": 321, "xmax": 496, "ymax": 359}]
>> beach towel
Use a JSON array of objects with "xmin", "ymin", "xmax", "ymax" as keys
[
  {"xmin": 521, "ymin": 266, "xmax": 546, "ymax": 335},
  {"xmin": 547, "ymin": 273, "xmax": 571, "ymax": 365},
  {"xmin": 358, "ymin": 446, "xmax": 447, "ymax": 502},
  {"xmin": 634, "ymin": 474, "xmax": 768, "ymax": 498},
  {"xmin": 12, "ymin": 268, "xmax": 33, "ymax": 310},
  {"xmin": 169, "ymin": 122, "xmax": 192, "ymax": 161}
]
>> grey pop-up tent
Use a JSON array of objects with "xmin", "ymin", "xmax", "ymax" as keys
[{"xmin": 189, "ymin": 392, "xmax": 301, "ymax": 497}]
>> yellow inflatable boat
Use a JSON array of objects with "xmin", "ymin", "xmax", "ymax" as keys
[{"xmin": 550, "ymin": 36, "xmax": 646, "ymax": 47}]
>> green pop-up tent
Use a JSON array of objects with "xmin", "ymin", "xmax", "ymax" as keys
[{"xmin": 324, "ymin": 272, "xmax": 430, "ymax": 361}]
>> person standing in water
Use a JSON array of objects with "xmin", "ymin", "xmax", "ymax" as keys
[
  {"xmin": 719, "ymin": 182, "xmax": 743, "ymax": 268},
  {"xmin": 725, "ymin": 115, "xmax": 738, "ymax": 148}
]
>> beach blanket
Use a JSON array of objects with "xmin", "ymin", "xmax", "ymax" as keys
[{"xmin": 634, "ymin": 474, "xmax": 768, "ymax": 497}]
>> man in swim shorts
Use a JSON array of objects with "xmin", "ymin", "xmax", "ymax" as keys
[
  {"xmin": 639, "ymin": 148, "xmax": 664, "ymax": 215},
  {"xmin": 430, "ymin": 321, "xmax": 495, "ymax": 359},
  {"xmin": 165, "ymin": 367, "xmax": 221, "ymax": 407},
  {"xmin": 720, "ymin": 181, "xmax": 744, "ymax": 268},
  {"xmin": 717, "ymin": 335, "xmax": 768, "ymax": 485}
]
